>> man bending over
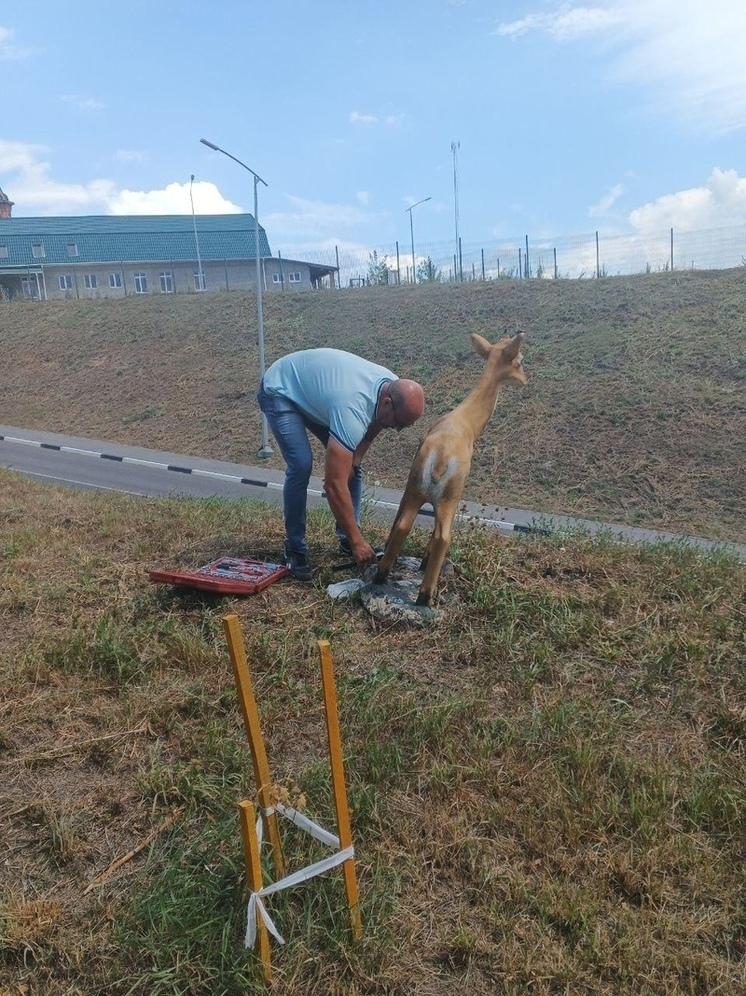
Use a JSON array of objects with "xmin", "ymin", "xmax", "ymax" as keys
[{"xmin": 258, "ymin": 348, "xmax": 425, "ymax": 580}]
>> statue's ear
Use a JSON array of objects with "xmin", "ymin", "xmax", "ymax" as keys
[
  {"xmin": 470, "ymin": 333, "xmax": 492, "ymax": 358},
  {"xmin": 503, "ymin": 332, "xmax": 525, "ymax": 362}
]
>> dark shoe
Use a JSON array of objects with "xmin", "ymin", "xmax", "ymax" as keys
[
  {"xmin": 338, "ymin": 538, "xmax": 384, "ymax": 559},
  {"xmin": 286, "ymin": 552, "xmax": 313, "ymax": 582}
]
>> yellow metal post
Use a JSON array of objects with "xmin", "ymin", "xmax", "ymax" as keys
[
  {"xmin": 318, "ymin": 640, "xmax": 363, "ymax": 940},
  {"xmin": 223, "ymin": 613, "xmax": 285, "ymax": 878},
  {"xmin": 238, "ymin": 800, "xmax": 272, "ymax": 980}
]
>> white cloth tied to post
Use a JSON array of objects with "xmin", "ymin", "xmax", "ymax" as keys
[{"xmin": 244, "ymin": 801, "xmax": 355, "ymax": 949}]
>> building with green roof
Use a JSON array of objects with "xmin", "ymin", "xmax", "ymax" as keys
[{"xmin": 0, "ymin": 199, "xmax": 337, "ymax": 300}]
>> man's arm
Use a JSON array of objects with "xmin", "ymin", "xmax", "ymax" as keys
[
  {"xmin": 324, "ymin": 438, "xmax": 378, "ymax": 567},
  {"xmin": 351, "ymin": 421, "xmax": 383, "ymax": 468}
]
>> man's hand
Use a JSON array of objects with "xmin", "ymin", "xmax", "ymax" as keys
[
  {"xmin": 349, "ymin": 537, "xmax": 379, "ymax": 569},
  {"xmin": 325, "ymin": 442, "xmax": 381, "ymax": 569}
]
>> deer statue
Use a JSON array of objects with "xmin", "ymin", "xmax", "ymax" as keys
[{"xmin": 373, "ymin": 331, "xmax": 528, "ymax": 607}]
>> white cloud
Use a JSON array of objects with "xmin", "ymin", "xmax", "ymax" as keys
[
  {"xmin": 0, "ymin": 141, "xmax": 241, "ymax": 216},
  {"xmin": 356, "ymin": 191, "xmax": 371, "ymax": 206},
  {"xmin": 108, "ymin": 181, "xmax": 241, "ymax": 216},
  {"xmin": 59, "ymin": 93, "xmax": 104, "ymax": 113},
  {"xmin": 496, "ymin": 6, "xmax": 622, "ymax": 40},
  {"xmin": 495, "ymin": 1, "xmax": 746, "ymax": 134},
  {"xmin": 114, "ymin": 149, "xmax": 148, "ymax": 164},
  {"xmin": 0, "ymin": 140, "xmax": 112, "ymax": 213},
  {"xmin": 0, "ymin": 25, "xmax": 38, "ymax": 60},
  {"xmin": 350, "ymin": 111, "xmax": 378, "ymax": 124},
  {"xmin": 629, "ymin": 167, "xmax": 746, "ymax": 232},
  {"xmin": 589, "ymin": 182, "xmax": 625, "ymax": 217},
  {"xmin": 0, "ymin": 139, "xmax": 47, "ymax": 174},
  {"xmin": 264, "ymin": 194, "xmax": 379, "ymax": 240},
  {"xmin": 349, "ymin": 110, "xmax": 405, "ymax": 126}
]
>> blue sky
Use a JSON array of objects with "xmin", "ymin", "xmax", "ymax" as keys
[{"xmin": 2, "ymin": 0, "xmax": 745, "ymax": 267}]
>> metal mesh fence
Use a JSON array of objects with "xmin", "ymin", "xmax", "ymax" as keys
[{"xmin": 282, "ymin": 223, "xmax": 746, "ymax": 288}]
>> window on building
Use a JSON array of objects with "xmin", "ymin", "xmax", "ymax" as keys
[
  {"xmin": 288, "ymin": 271, "xmax": 302, "ymax": 283},
  {"xmin": 58, "ymin": 275, "xmax": 73, "ymax": 290},
  {"xmin": 159, "ymin": 271, "xmax": 173, "ymax": 293},
  {"xmin": 21, "ymin": 278, "xmax": 37, "ymax": 298},
  {"xmin": 193, "ymin": 270, "xmax": 206, "ymax": 291},
  {"xmin": 109, "ymin": 273, "xmax": 122, "ymax": 288},
  {"xmin": 84, "ymin": 274, "xmax": 97, "ymax": 289},
  {"xmin": 134, "ymin": 273, "xmax": 148, "ymax": 294},
  {"xmin": 0, "ymin": 246, "xmax": 8, "ymax": 259},
  {"xmin": 66, "ymin": 242, "xmax": 79, "ymax": 257},
  {"xmin": 272, "ymin": 273, "xmax": 283, "ymax": 284},
  {"xmin": 31, "ymin": 242, "xmax": 45, "ymax": 258}
]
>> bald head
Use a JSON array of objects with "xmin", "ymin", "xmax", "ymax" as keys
[{"xmin": 385, "ymin": 378, "xmax": 425, "ymax": 429}]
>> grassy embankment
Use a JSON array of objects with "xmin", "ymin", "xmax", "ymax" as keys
[
  {"xmin": 1, "ymin": 268, "xmax": 744, "ymax": 544},
  {"xmin": 1, "ymin": 271, "xmax": 745, "ymax": 994}
]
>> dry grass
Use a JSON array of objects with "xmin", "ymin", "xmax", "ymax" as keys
[
  {"xmin": 1, "ymin": 468, "xmax": 745, "ymax": 994},
  {"xmin": 0, "ymin": 269, "xmax": 744, "ymax": 544}
]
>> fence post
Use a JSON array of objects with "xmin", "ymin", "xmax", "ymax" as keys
[
  {"xmin": 518, "ymin": 247, "xmax": 522, "ymax": 279},
  {"xmin": 335, "ymin": 245, "xmax": 340, "ymax": 288},
  {"xmin": 396, "ymin": 241, "xmax": 401, "ymax": 284},
  {"xmin": 553, "ymin": 247, "xmax": 558, "ymax": 279},
  {"xmin": 481, "ymin": 248, "xmax": 485, "ymax": 280},
  {"xmin": 458, "ymin": 237, "xmax": 463, "ymax": 282},
  {"xmin": 525, "ymin": 235, "xmax": 530, "ymax": 278},
  {"xmin": 277, "ymin": 251, "xmax": 285, "ymax": 291},
  {"xmin": 595, "ymin": 231, "xmax": 600, "ymax": 278}
]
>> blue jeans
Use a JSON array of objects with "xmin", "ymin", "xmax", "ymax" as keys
[{"xmin": 258, "ymin": 382, "xmax": 362, "ymax": 557}]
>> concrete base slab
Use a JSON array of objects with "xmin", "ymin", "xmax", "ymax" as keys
[{"xmin": 359, "ymin": 556, "xmax": 455, "ymax": 627}]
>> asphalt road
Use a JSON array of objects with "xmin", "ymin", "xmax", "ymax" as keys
[{"xmin": 1, "ymin": 423, "xmax": 744, "ymax": 562}]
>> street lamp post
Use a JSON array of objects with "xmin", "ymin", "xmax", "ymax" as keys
[
  {"xmin": 189, "ymin": 174, "xmax": 205, "ymax": 291},
  {"xmin": 405, "ymin": 196, "xmax": 431, "ymax": 284},
  {"xmin": 451, "ymin": 140, "xmax": 461, "ymax": 282},
  {"xmin": 200, "ymin": 137, "xmax": 273, "ymax": 459}
]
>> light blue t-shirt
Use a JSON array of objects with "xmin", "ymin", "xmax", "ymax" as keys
[{"xmin": 263, "ymin": 348, "xmax": 396, "ymax": 452}]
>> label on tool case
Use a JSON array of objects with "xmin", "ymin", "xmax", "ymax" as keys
[{"xmin": 148, "ymin": 557, "xmax": 289, "ymax": 595}]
